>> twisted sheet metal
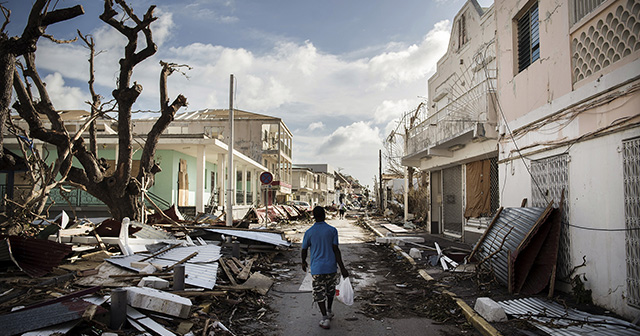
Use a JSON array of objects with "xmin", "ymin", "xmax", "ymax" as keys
[
  {"xmin": 107, "ymin": 244, "xmax": 221, "ymax": 289},
  {"xmin": 206, "ymin": 228, "xmax": 291, "ymax": 247},
  {"xmin": 499, "ymin": 297, "xmax": 640, "ymax": 336},
  {"xmin": 0, "ymin": 235, "xmax": 72, "ymax": 278},
  {"xmin": 471, "ymin": 207, "xmax": 548, "ymax": 287}
]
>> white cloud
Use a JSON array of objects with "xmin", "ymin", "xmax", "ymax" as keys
[
  {"xmin": 308, "ymin": 122, "xmax": 324, "ymax": 131},
  {"xmin": 42, "ymin": 72, "xmax": 87, "ymax": 110},
  {"xmin": 293, "ymin": 122, "xmax": 382, "ymax": 184},
  {"xmin": 152, "ymin": 8, "xmax": 174, "ymax": 47},
  {"xmin": 30, "ymin": 17, "xmax": 452, "ymax": 184}
]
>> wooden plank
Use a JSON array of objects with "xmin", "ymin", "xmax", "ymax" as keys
[
  {"xmin": 237, "ymin": 258, "xmax": 254, "ymax": 281},
  {"xmin": 140, "ymin": 243, "xmax": 182, "ymax": 262},
  {"xmin": 218, "ymin": 258, "xmax": 237, "ymax": 286},
  {"xmin": 381, "ymin": 223, "xmax": 408, "ymax": 233},
  {"xmin": 164, "ymin": 252, "xmax": 199, "ymax": 272},
  {"xmin": 226, "ymin": 260, "xmax": 241, "ymax": 274},
  {"xmin": 92, "ymin": 231, "xmax": 107, "ymax": 251}
]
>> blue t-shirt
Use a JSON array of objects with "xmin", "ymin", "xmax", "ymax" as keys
[{"xmin": 302, "ymin": 221, "xmax": 339, "ymax": 275}]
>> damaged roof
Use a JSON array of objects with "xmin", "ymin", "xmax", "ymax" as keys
[
  {"xmin": 0, "ymin": 236, "xmax": 72, "ymax": 277},
  {"xmin": 107, "ymin": 244, "xmax": 221, "ymax": 289}
]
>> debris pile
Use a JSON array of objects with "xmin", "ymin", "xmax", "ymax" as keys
[{"xmin": 0, "ymin": 206, "xmax": 297, "ymax": 335}]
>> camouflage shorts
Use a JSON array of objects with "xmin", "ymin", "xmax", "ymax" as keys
[{"xmin": 312, "ymin": 272, "xmax": 338, "ymax": 303}]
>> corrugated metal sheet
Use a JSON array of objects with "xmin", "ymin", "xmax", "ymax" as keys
[
  {"xmin": 0, "ymin": 298, "xmax": 103, "ymax": 335},
  {"xmin": 206, "ymin": 228, "xmax": 291, "ymax": 247},
  {"xmin": 107, "ymin": 244, "xmax": 221, "ymax": 289},
  {"xmin": 0, "ymin": 236, "xmax": 72, "ymax": 278},
  {"xmin": 499, "ymin": 297, "xmax": 640, "ymax": 336},
  {"xmin": 471, "ymin": 206, "xmax": 553, "ymax": 290}
]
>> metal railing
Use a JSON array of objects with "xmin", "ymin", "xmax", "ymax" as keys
[{"xmin": 407, "ymin": 76, "xmax": 496, "ymax": 156}]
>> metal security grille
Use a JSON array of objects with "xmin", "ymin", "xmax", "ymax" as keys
[
  {"xmin": 490, "ymin": 157, "xmax": 500, "ymax": 216},
  {"xmin": 531, "ymin": 154, "xmax": 571, "ymax": 280},
  {"xmin": 623, "ymin": 137, "xmax": 640, "ymax": 308},
  {"xmin": 443, "ymin": 165, "xmax": 463, "ymax": 235}
]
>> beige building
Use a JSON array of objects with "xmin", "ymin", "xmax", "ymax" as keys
[
  {"xmin": 493, "ymin": 0, "xmax": 640, "ymax": 319},
  {"xmin": 133, "ymin": 109, "xmax": 293, "ymax": 205},
  {"xmin": 294, "ymin": 164, "xmax": 336, "ymax": 206},
  {"xmin": 291, "ymin": 167, "xmax": 314, "ymax": 203},
  {"xmin": 403, "ymin": 0, "xmax": 499, "ymax": 242},
  {"xmin": 2, "ymin": 110, "xmax": 266, "ymax": 219}
]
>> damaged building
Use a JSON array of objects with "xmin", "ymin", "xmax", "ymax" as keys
[{"xmin": 403, "ymin": 0, "xmax": 640, "ymax": 320}]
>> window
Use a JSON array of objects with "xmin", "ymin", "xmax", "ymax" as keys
[
  {"xmin": 517, "ymin": 2, "xmax": 540, "ymax": 72},
  {"xmin": 458, "ymin": 14, "xmax": 467, "ymax": 50}
]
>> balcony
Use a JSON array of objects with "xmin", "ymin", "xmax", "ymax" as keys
[{"xmin": 404, "ymin": 75, "xmax": 497, "ymax": 167}]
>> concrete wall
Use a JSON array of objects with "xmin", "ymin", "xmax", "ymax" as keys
[{"xmin": 494, "ymin": 0, "xmax": 640, "ymax": 319}]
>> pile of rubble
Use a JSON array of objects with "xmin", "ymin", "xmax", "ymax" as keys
[{"xmin": 0, "ymin": 206, "xmax": 301, "ymax": 336}]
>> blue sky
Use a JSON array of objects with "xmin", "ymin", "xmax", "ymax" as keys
[{"xmin": 5, "ymin": 0, "xmax": 493, "ymax": 187}]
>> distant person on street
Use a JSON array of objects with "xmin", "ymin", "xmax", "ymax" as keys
[
  {"xmin": 338, "ymin": 202, "xmax": 346, "ymax": 219},
  {"xmin": 301, "ymin": 206, "xmax": 349, "ymax": 329}
]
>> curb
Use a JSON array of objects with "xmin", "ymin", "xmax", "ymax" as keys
[{"xmin": 360, "ymin": 218, "xmax": 502, "ymax": 336}]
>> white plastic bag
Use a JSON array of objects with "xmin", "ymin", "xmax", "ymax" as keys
[{"xmin": 335, "ymin": 276, "xmax": 354, "ymax": 305}]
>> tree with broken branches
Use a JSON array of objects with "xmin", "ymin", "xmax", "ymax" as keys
[{"xmin": 3, "ymin": 0, "xmax": 188, "ymax": 223}]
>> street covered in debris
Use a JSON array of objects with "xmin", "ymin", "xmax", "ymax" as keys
[
  {"xmin": 1, "ymin": 0, "xmax": 640, "ymax": 334},
  {"xmin": 1, "ymin": 206, "xmax": 637, "ymax": 335}
]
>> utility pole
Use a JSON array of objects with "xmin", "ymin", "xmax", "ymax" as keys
[
  {"xmin": 379, "ymin": 149, "xmax": 383, "ymax": 210},
  {"xmin": 226, "ymin": 74, "xmax": 235, "ymax": 227}
]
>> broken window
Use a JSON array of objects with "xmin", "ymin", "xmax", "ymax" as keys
[
  {"xmin": 623, "ymin": 136, "xmax": 640, "ymax": 308},
  {"xmin": 517, "ymin": 1, "xmax": 540, "ymax": 72}
]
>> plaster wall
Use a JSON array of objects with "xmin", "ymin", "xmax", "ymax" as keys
[
  {"xmin": 494, "ymin": 0, "xmax": 574, "ymax": 122},
  {"xmin": 428, "ymin": 1, "xmax": 496, "ymax": 109},
  {"xmin": 419, "ymin": 140, "xmax": 498, "ymax": 171}
]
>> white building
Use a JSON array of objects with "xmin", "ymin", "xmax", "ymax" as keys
[
  {"xmin": 403, "ymin": 0, "xmax": 499, "ymax": 242},
  {"xmin": 494, "ymin": 0, "xmax": 640, "ymax": 319}
]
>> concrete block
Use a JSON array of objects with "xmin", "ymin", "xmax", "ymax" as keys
[
  {"xmin": 137, "ymin": 276, "xmax": 170, "ymax": 289},
  {"xmin": 125, "ymin": 286, "xmax": 192, "ymax": 318},
  {"xmin": 409, "ymin": 248, "xmax": 422, "ymax": 259},
  {"xmin": 474, "ymin": 297, "xmax": 508, "ymax": 322}
]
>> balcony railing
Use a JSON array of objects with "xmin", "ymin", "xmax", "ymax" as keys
[{"xmin": 407, "ymin": 75, "xmax": 496, "ymax": 157}]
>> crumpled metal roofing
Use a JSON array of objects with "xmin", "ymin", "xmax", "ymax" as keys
[
  {"xmin": 107, "ymin": 244, "xmax": 221, "ymax": 289},
  {"xmin": 206, "ymin": 228, "xmax": 291, "ymax": 247},
  {"xmin": 0, "ymin": 298, "xmax": 105, "ymax": 335},
  {"xmin": 499, "ymin": 297, "xmax": 640, "ymax": 336},
  {"xmin": 470, "ymin": 205, "xmax": 556, "ymax": 293},
  {"xmin": 0, "ymin": 236, "xmax": 72, "ymax": 277}
]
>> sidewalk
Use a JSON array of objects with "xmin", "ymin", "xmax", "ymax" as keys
[{"xmin": 357, "ymin": 212, "xmax": 502, "ymax": 336}]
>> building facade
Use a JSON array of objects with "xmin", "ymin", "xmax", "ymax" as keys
[
  {"xmin": 403, "ymin": 0, "xmax": 499, "ymax": 242},
  {"xmin": 294, "ymin": 164, "xmax": 336, "ymax": 206},
  {"xmin": 2, "ymin": 110, "xmax": 267, "ymax": 219},
  {"xmin": 494, "ymin": 0, "xmax": 639, "ymax": 319},
  {"xmin": 133, "ymin": 109, "xmax": 293, "ymax": 205}
]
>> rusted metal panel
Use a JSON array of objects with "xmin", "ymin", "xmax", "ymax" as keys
[
  {"xmin": 0, "ymin": 236, "xmax": 72, "ymax": 278},
  {"xmin": 471, "ymin": 203, "xmax": 557, "ymax": 294},
  {"xmin": 0, "ymin": 298, "xmax": 105, "ymax": 335}
]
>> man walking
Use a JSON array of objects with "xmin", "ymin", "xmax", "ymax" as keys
[{"xmin": 301, "ymin": 206, "xmax": 349, "ymax": 329}]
